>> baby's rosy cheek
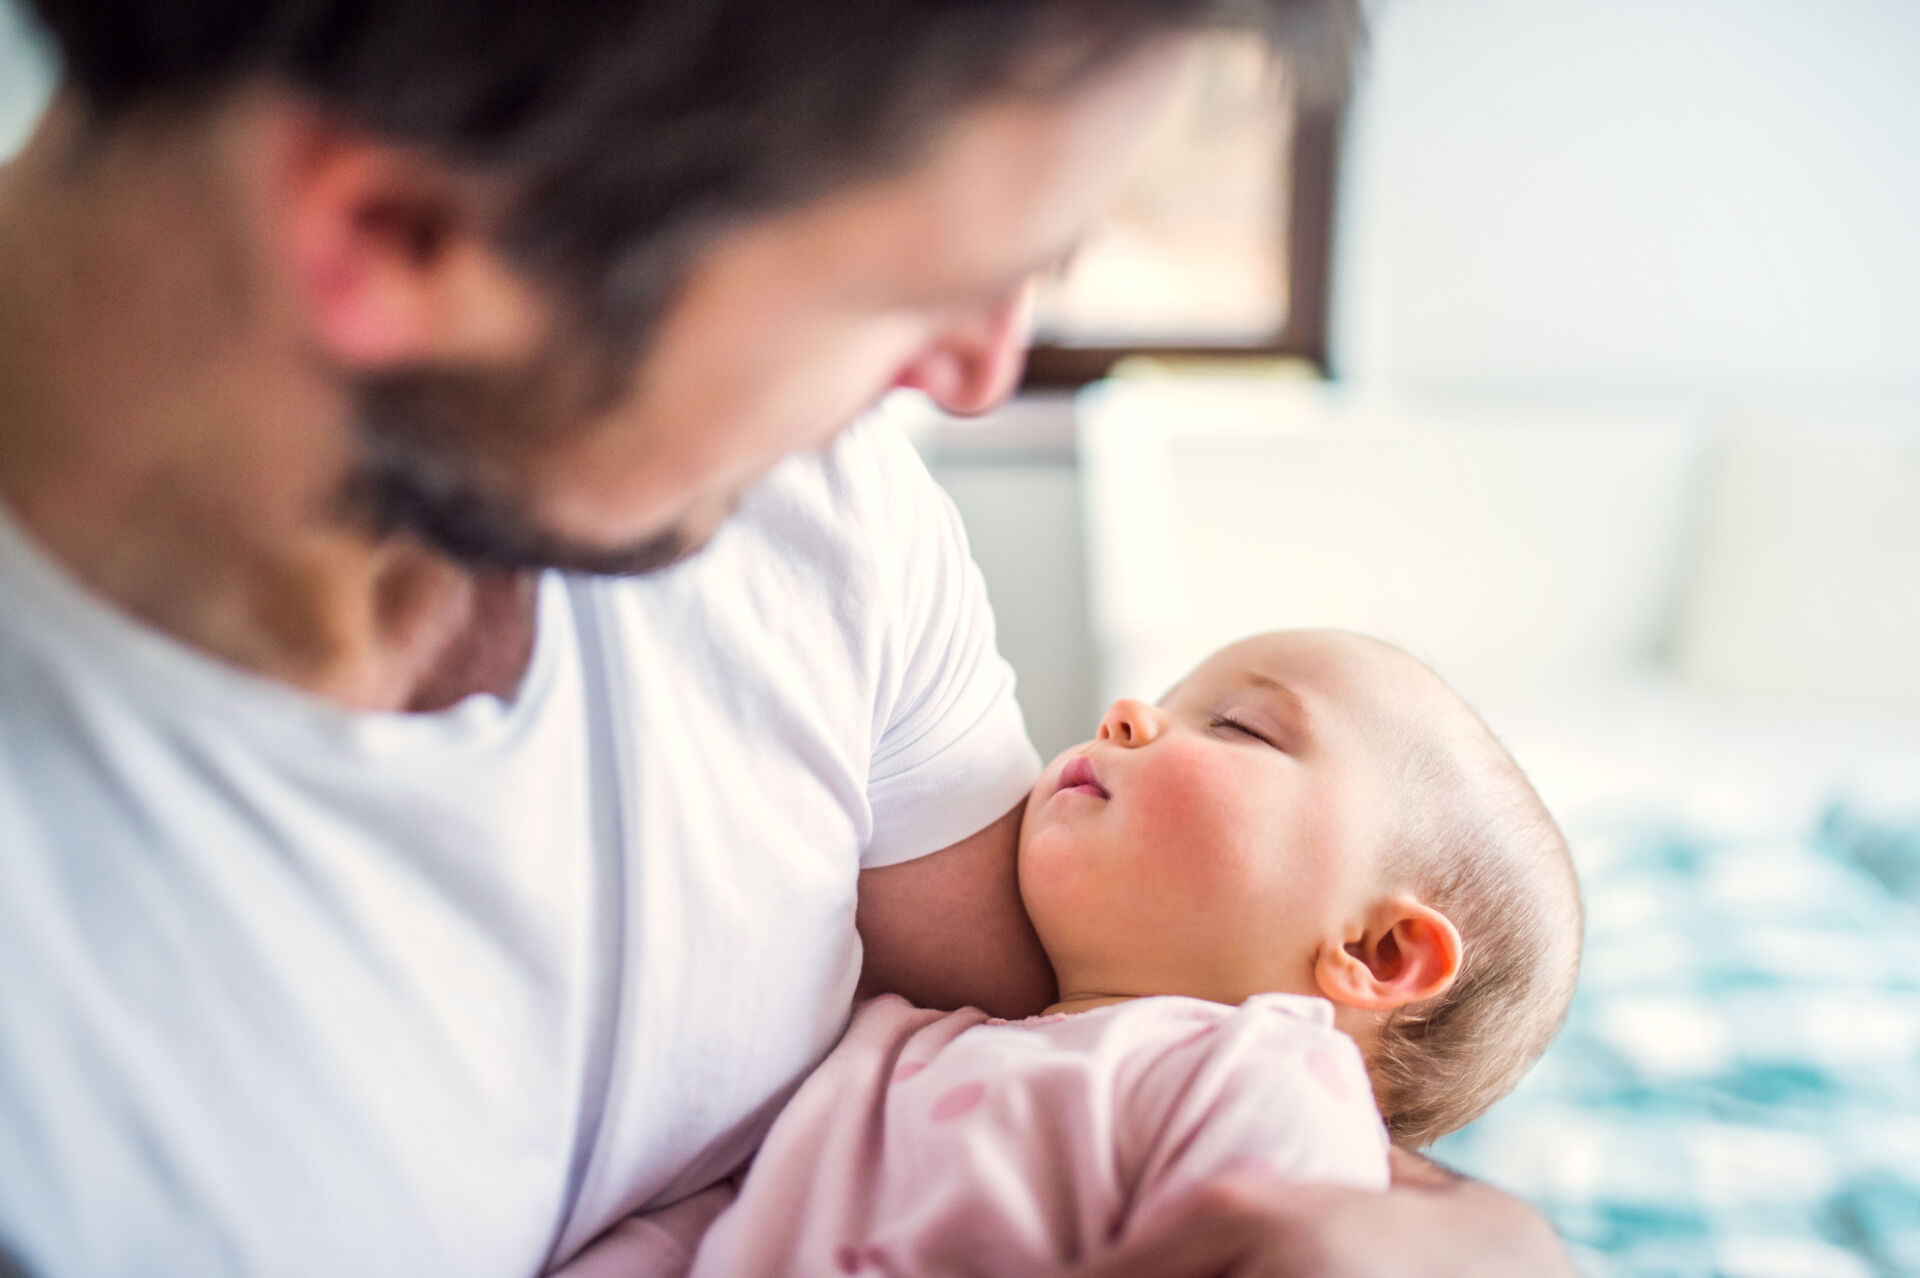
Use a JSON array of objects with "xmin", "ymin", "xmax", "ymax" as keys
[{"xmin": 1128, "ymin": 747, "xmax": 1237, "ymax": 832}]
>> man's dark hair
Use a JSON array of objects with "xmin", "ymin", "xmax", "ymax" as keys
[{"xmin": 24, "ymin": 0, "xmax": 1352, "ymax": 348}]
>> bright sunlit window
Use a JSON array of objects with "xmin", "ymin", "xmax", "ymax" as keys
[
  {"xmin": 1035, "ymin": 35, "xmax": 1292, "ymax": 346},
  {"xmin": 1024, "ymin": 33, "xmax": 1339, "ymax": 385}
]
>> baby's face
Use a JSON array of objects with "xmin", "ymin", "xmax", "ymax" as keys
[{"xmin": 1018, "ymin": 631, "xmax": 1427, "ymax": 1007}]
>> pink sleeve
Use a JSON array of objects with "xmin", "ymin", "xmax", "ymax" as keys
[{"xmin": 1116, "ymin": 1012, "xmax": 1391, "ymax": 1246}]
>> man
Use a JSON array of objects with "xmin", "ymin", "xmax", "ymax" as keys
[{"xmin": 0, "ymin": 1, "xmax": 1574, "ymax": 1273}]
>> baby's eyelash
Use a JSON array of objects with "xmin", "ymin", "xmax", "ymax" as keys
[{"xmin": 1209, "ymin": 714, "xmax": 1274, "ymax": 747}]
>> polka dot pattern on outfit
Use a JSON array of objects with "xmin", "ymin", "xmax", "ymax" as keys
[
  {"xmin": 930, "ymin": 1081, "xmax": 987, "ymax": 1123},
  {"xmin": 834, "ymin": 1243, "xmax": 891, "ymax": 1272}
]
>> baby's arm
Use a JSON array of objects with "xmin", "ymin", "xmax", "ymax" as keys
[{"xmin": 1115, "ymin": 1002, "xmax": 1390, "ymax": 1249}]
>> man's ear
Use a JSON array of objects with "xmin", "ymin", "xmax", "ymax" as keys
[
  {"xmin": 1314, "ymin": 898, "xmax": 1462, "ymax": 1012},
  {"xmin": 273, "ymin": 107, "xmax": 551, "ymax": 369}
]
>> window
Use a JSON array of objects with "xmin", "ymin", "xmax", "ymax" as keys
[{"xmin": 1022, "ymin": 33, "xmax": 1345, "ymax": 387}]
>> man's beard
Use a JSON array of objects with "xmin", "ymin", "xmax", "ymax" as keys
[{"xmin": 339, "ymin": 361, "xmax": 710, "ymax": 578}]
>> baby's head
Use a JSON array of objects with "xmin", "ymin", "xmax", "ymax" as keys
[{"xmin": 1017, "ymin": 630, "xmax": 1582, "ymax": 1148}]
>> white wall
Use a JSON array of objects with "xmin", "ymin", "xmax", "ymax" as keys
[
  {"xmin": 899, "ymin": 396, "xmax": 1099, "ymax": 762},
  {"xmin": 930, "ymin": 458, "xmax": 1096, "ymax": 761},
  {"xmin": 1333, "ymin": 0, "xmax": 1920, "ymax": 396}
]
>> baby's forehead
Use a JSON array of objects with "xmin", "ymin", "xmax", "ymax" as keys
[
  {"xmin": 1173, "ymin": 631, "xmax": 1424, "ymax": 702},
  {"xmin": 1169, "ymin": 632, "xmax": 1477, "ymax": 753}
]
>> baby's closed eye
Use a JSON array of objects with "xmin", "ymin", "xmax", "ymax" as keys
[{"xmin": 1209, "ymin": 714, "xmax": 1280, "ymax": 749}]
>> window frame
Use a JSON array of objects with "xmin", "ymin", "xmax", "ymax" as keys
[{"xmin": 1019, "ymin": 89, "xmax": 1345, "ymax": 389}]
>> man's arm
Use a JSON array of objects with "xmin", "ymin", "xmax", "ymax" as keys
[
  {"xmin": 1073, "ymin": 1148, "xmax": 1577, "ymax": 1278},
  {"xmin": 854, "ymin": 801, "xmax": 1057, "ymax": 1019}
]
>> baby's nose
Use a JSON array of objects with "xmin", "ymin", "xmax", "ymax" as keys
[{"xmin": 1097, "ymin": 698, "xmax": 1163, "ymax": 746}]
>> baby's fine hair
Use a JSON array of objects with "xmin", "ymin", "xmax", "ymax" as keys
[{"xmin": 1362, "ymin": 651, "xmax": 1583, "ymax": 1149}]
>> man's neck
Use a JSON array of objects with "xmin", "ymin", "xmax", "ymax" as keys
[{"xmin": 0, "ymin": 101, "xmax": 533, "ymax": 713}]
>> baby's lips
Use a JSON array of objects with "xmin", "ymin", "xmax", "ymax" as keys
[{"xmin": 1057, "ymin": 755, "xmax": 1110, "ymax": 799}]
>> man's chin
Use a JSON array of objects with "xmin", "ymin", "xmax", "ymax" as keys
[
  {"xmin": 407, "ymin": 503, "xmax": 711, "ymax": 578},
  {"xmin": 470, "ymin": 523, "xmax": 709, "ymax": 578},
  {"xmin": 343, "ymin": 458, "xmax": 714, "ymax": 578},
  {"xmin": 344, "ymin": 353, "xmax": 736, "ymax": 577}
]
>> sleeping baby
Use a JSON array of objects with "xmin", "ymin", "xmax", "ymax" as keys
[{"xmin": 571, "ymin": 629, "xmax": 1582, "ymax": 1276}]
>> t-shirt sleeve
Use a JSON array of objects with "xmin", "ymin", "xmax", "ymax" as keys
[
  {"xmin": 1116, "ymin": 1008, "xmax": 1392, "ymax": 1246},
  {"xmin": 854, "ymin": 422, "xmax": 1042, "ymax": 868}
]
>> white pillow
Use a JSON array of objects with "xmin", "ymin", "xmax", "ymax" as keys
[
  {"xmin": 1673, "ymin": 421, "xmax": 1920, "ymax": 720},
  {"xmin": 1078, "ymin": 381, "xmax": 1705, "ymax": 706}
]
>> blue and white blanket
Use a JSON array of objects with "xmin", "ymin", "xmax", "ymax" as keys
[{"xmin": 1431, "ymin": 802, "xmax": 1920, "ymax": 1278}]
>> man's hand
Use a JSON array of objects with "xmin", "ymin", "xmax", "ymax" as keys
[{"xmin": 1073, "ymin": 1148, "xmax": 1577, "ymax": 1278}]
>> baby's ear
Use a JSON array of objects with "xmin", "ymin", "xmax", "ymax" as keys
[{"xmin": 1314, "ymin": 899, "xmax": 1462, "ymax": 1012}]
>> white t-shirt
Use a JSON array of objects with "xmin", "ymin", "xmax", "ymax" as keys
[{"xmin": 0, "ymin": 419, "xmax": 1041, "ymax": 1278}]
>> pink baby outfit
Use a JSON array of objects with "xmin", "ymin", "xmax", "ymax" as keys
[{"xmin": 677, "ymin": 991, "xmax": 1390, "ymax": 1276}]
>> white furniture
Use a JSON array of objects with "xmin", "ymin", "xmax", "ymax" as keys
[{"xmin": 1077, "ymin": 377, "xmax": 1920, "ymax": 830}]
